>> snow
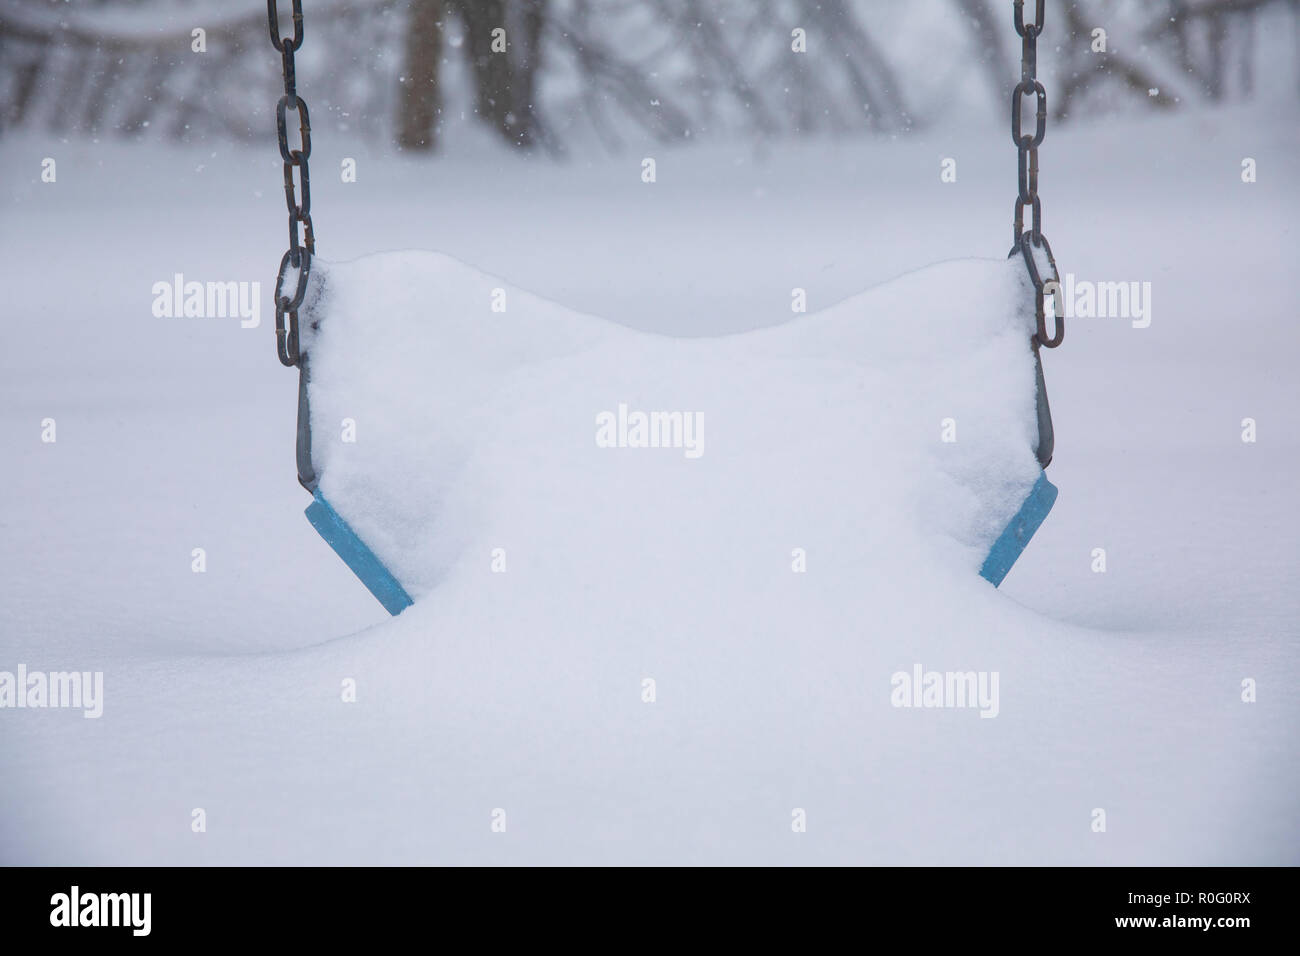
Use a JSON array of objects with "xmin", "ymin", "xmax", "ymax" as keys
[
  {"xmin": 303, "ymin": 251, "xmax": 1041, "ymax": 596},
  {"xmin": 1, "ymin": 103, "xmax": 1298, "ymax": 864}
]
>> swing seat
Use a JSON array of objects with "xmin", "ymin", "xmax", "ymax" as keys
[
  {"xmin": 304, "ymin": 492, "xmax": 413, "ymax": 615},
  {"xmin": 979, "ymin": 471, "xmax": 1057, "ymax": 586},
  {"xmin": 295, "ymin": 251, "xmax": 1054, "ymax": 613}
]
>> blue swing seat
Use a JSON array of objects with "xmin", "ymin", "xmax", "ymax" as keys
[
  {"xmin": 307, "ymin": 473, "xmax": 1056, "ymax": 615},
  {"xmin": 979, "ymin": 472, "xmax": 1057, "ymax": 587},
  {"xmin": 294, "ymin": 253, "xmax": 1059, "ymax": 615},
  {"xmin": 304, "ymin": 492, "xmax": 414, "ymax": 615},
  {"xmin": 307, "ymin": 474, "xmax": 1056, "ymax": 614}
]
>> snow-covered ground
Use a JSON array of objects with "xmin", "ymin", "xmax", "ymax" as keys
[{"xmin": 1, "ymin": 102, "xmax": 1297, "ymax": 864}]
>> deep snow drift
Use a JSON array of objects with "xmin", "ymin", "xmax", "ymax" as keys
[
  {"xmin": 304, "ymin": 252, "xmax": 1043, "ymax": 597},
  {"xmin": 1, "ymin": 104, "xmax": 1297, "ymax": 864}
]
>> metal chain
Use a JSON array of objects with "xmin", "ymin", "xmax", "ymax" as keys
[
  {"xmin": 1012, "ymin": 0, "xmax": 1062, "ymax": 349},
  {"xmin": 268, "ymin": 0, "xmax": 313, "ymax": 367}
]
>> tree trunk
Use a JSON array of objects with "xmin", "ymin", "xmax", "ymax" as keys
[
  {"xmin": 952, "ymin": 0, "xmax": 1011, "ymax": 107},
  {"xmin": 511, "ymin": 0, "xmax": 547, "ymax": 148},
  {"xmin": 397, "ymin": 0, "xmax": 444, "ymax": 152},
  {"xmin": 450, "ymin": 0, "xmax": 512, "ymax": 138}
]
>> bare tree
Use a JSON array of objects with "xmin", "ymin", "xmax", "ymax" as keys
[
  {"xmin": 397, "ymin": 0, "xmax": 446, "ymax": 151},
  {"xmin": 440, "ymin": 0, "xmax": 550, "ymax": 148},
  {"xmin": 951, "ymin": 0, "xmax": 1011, "ymax": 107},
  {"xmin": 799, "ymin": 0, "xmax": 911, "ymax": 131},
  {"xmin": 2, "ymin": 0, "xmax": 1295, "ymax": 152},
  {"xmin": 512, "ymin": 0, "xmax": 548, "ymax": 149},
  {"xmin": 1056, "ymin": 1, "xmax": 1178, "ymax": 119}
]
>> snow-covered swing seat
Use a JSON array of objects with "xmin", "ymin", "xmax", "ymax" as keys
[
  {"xmin": 265, "ymin": 1, "xmax": 1062, "ymax": 616},
  {"xmin": 289, "ymin": 253, "xmax": 1058, "ymax": 615}
]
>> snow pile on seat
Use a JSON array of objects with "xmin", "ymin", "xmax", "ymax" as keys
[
  {"xmin": 245, "ymin": 251, "xmax": 1069, "ymax": 865},
  {"xmin": 301, "ymin": 250, "xmax": 1042, "ymax": 601}
]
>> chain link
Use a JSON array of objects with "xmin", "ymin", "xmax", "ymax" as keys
[
  {"xmin": 268, "ymin": 0, "xmax": 313, "ymax": 367},
  {"xmin": 1011, "ymin": 0, "xmax": 1062, "ymax": 349}
]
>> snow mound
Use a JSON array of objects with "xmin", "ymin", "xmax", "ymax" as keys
[
  {"xmin": 302, "ymin": 250, "xmax": 1043, "ymax": 599},
  {"xmin": 186, "ymin": 248, "xmax": 1094, "ymax": 865}
]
